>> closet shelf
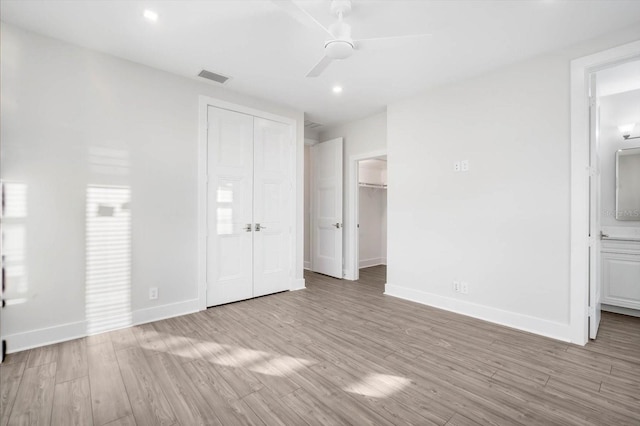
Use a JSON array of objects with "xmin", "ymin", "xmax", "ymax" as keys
[{"xmin": 359, "ymin": 182, "xmax": 387, "ymax": 189}]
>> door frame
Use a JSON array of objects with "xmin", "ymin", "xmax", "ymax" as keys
[
  {"xmin": 569, "ymin": 40, "xmax": 640, "ymax": 345},
  {"xmin": 198, "ymin": 95, "xmax": 298, "ymax": 310},
  {"xmin": 347, "ymin": 149, "xmax": 387, "ymax": 281}
]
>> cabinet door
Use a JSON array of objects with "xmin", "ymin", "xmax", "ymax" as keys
[
  {"xmin": 601, "ymin": 253, "xmax": 640, "ymax": 310},
  {"xmin": 206, "ymin": 107, "xmax": 254, "ymax": 306},
  {"xmin": 252, "ymin": 117, "xmax": 293, "ymax": 297}
]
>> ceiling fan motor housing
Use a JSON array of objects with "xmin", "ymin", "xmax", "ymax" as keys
[{"xmin": 325, "ymin": 40, "xmax": 354, "ymax": 59}]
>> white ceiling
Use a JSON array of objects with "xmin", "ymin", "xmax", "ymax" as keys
[{"xmin": 3, "ymin": 1, "xmax": 640, "ymax": 128}]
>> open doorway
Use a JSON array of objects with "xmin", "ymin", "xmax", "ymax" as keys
[
  {"xmin": 570, "ymin": 40, "xmax": 640, "ymax": 345},
  {"xmin": 589, "ymin": 59, "xmax": 640, "ymax": 339},
  {"xmin": 354, "ymin": 156, "xmax": 387, "ymax": 282}
]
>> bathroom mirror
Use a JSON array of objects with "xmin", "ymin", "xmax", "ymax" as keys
[{"xmin": 616, "ymin": 147, "xmax": 640, "ymax": 221}]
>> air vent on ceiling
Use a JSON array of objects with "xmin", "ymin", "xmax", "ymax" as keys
[
  {"xmin": 304, "ymin": 120, "xmax": 323, "ymax": 130},
  {"xmin": 198, "ymin": 69, "xmax": 230, "ymax": 84}
]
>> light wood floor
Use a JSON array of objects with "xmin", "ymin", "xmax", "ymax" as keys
[{"xmin": 1, "ymin": 265, "xmax": 639, "ymax": 425}]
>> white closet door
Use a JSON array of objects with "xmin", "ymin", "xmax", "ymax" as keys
[
  {"xmin": 252, "ymin": 117, "xmax": 293, "ymax": 297},
  {"xmin": 207, "ymin": 106, "xmax": 254, "ymax": 306},
  {"xmin": 311, "ymin": 138, "xmax": 343, "ymax": 278}
]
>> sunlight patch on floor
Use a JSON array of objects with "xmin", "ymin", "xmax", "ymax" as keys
[
  {"xmin": 138, "ymin": 331, "xmax": 316, "ymax": 377},
  {"xmin": 344, "ymin": 373, "xmax": 411, "ymax": 398}
]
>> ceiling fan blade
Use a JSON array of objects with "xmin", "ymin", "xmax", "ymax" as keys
[
  {"xmin": 271, "ymin": 0, "xmax": 333, "ymax": 38},
  {"xmin": 306, "ymin": 55, "xmax": 333, "ymax": 78},
  {"xmin": 354, "ymin": 34, "xmax": 432, "ymax": 50}
]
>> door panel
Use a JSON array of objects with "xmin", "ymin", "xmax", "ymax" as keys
[
  {"xmin": 207, "ymin": 107, "xmax": 254, "ymax": 306},
  {"xmin": 311, "ymin": 138, "xmax": 343, "ymax": 278},
  {"xmin": 252, "ymin": 117, "xmax": 292, "ymax": 297}
]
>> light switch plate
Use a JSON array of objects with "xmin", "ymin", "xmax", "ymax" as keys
[
  {"xmin": 461, "ymin": 160, "xmax": 469, "ymax": 172},
  {"xmin": 454, "ymin": 161, "xmax": 461, "ymax": 172}
]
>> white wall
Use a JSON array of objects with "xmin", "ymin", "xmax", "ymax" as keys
[
  {"xmin": 319, "ymin": 112, "xmax": 387, "ymax": 278},
  {"xmin": 0, "ymin": 24, "xmax": 305, "ymax": 352},
  {"xmin": 386, "ymin": 27, "xmax": 640, "ymax": 343},
  {"xmin": 599, "ymin": 88, "xmax": 640, "ymax": 228}
]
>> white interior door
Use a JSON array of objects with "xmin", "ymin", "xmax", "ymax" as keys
[
  {"xmin": 252, "ymin": 117, "xmax": 293, "ymax": 297},
  {"xmin": 207, "ymin": 106, "xmax": 254, "ymax": 306},
  {"xmin": 589, "ymin": 74, "xmax": 602, "ymax": 339},
  {"xmin": 311, "ymin": 138, "xmax": 343, "ymax": 278}
]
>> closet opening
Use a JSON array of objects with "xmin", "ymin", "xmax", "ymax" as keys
[{"xmin": 355, "ymin": 156, "xmax": 387, "ymax": 282}]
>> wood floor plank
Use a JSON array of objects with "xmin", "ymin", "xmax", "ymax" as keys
[
  {"xmin": 4, "ymin": 266, "xmax": 640, "ymax": 426},
  {"xmin": 131, "ymin": 324, "xmax": 168, "ymax": 355},
  {"xmin": 145, "ymin": 352, "xmax": 223, "ymax": 426},
  {"xmin": 55, "ymin": 338, "xmax": 88, "ymax": 383},
  {"xmin": 242, "ymin": 388, "xmax": 308, "ymax": 426},
  {"xmin": 103, "ymin": 416, "xmax": 136, "ymax": 426},
  {"xmin": 51, "ymin": 376, "xmax": 93, "ymax": 426},
  {"xmin": 0, "ymin": 362, "xmax": 25, "ymax": 426},
  {"xmin": 26, "ymin": 345, "xmax": 58, "ymax": 369},
  {"xmin": 85, "ymin": 332, "xmax": 112, "ymax": 347},
  {"xmin": 116, "ymin": 347, "xmax": 176, "ymax": 426},
  {"xmin": 1, "ymin": 351, "xmax": 29, "ymax": 366},
  {"xmin": 7, "ymin": 362, "xmax": 56, "ymax": 426},
  {"xmin": 445, "ymin": 413, "xmax": 482, "ymax": 426},
  {"xmin": 109, "ymin": 328, "xmax": 138, "ymax": 352},
  {"xmin": 87, "ymin": 341, "xmax": 132, "ymax": 426}
]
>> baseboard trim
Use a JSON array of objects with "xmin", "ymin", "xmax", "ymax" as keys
[
  {"xmin": 5, "ymin": 298, "xmax": 201, "ymax": 354},
  {"xmin": 359, "ymin": 257, "xmax": 386, "ymax": 269},
  {"xmin": 3, "ymin": 320, "xmax": 88, "ymax": 354},
  {"xmin": 602, "ymin": 304, "xmax": 640, "ymax": 318},
  {"xmin": 291, "ymin": 278, "xmax": 306, "ymax": 291},
  {"xmin": 132, "ymin": 298, "xmax": 200, "ymax": 326},
  {"xmin": 303, "ymin": 261, "xmax": 311, "ymax": 270},
  {"xmin": 384, "ymin": 283, "xmax": 573, "ymax": 343}
]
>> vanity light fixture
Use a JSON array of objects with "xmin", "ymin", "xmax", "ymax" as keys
[{"xmin": 619, "ymin": 123, "xmax": 639, "ymax": 140}]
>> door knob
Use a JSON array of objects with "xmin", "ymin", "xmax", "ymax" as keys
[
  {"xmin": 244, "ymin": 224, "xmax": 252, "ymax": 232},
  {"xmin": 255, "ymin": 223, "xmax": 266, "ymax": 231},
  {"xmin": 334, "ymin": 223, "xmax": 341, "ymax": 229}
]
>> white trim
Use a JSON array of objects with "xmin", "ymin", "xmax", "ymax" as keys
[
  {"xmin": 570, "ymin": 40, "xmax": 640, "ymax": 345},
  {"xmin": 5, "ymin": 299, "xmax": 200, "ymax": 353},
  {"xmin": 132, "ymin": 298, "xmax": 200, "ymax": 326},
  {"xmin": 385, "ymin": 284, "xmax": 573, "ymax": 343},
  {"xmin": 359, "ymin": 257, "xmax": 386, "ymax": 268},
  {"xmin": 304, "ymin": 260, "xmax": 312, "ymax": 270},
  {"xmin": 198, "ymin": 95, "xmax": 299, "ymax": 310},
  {"xmin": 601, "ymin": 304, "xmax": 640, "ymax": 318},
  {"xmin": 348, "ymin": 149, "xmax": 387, "ymax": 281},
  {"xmin": 291, "ymin": 278, "xmax": 306, "ymax": 291},
  {"xmin": 4, "ymin": 320, "xmax": 88, "ymax": 354},
  {"xmin": 304, "ymin": 138, "xmax": 319, "ymax": 146}
]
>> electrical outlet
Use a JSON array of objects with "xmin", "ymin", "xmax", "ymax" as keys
[
  {"xmin": 149, "ymin": 287, "xmax": 158, "ymax": 300},
  {"xmin": 461, "ymin": 282, "xmax": 469, "ymax": 294},
  {"xmin": 453, "ymin": 161, "xmax": 461, "ymax": 172},
  {"xmin": 453, "ymin": 280, "xmax": 460, "ymax": 293},
  {"xmin": 461, "ymin": 160, "xmax": 469, "ymax": 172}
]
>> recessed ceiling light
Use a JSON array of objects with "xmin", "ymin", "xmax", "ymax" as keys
[
  {"xmin": 332, "ymin": 86, "xmax": 343, "ymax": 94},
  {"xmin": 143, "ymin": 9, "xmax": 158, "ymax": 22}
]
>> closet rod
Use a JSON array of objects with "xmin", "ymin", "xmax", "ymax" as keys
[{"xmin": 359, "ymin": 183, "xmax": 387, "ymax": 189}]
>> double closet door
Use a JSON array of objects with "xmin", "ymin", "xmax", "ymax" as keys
[{"xmin": 207, "ymin": 106, "xmax": 293, "ymax": 307}]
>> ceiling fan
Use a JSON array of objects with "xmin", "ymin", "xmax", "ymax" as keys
[{"xmin": 272, "ymin": 0, "xmax": 431, "ymax": 77}]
